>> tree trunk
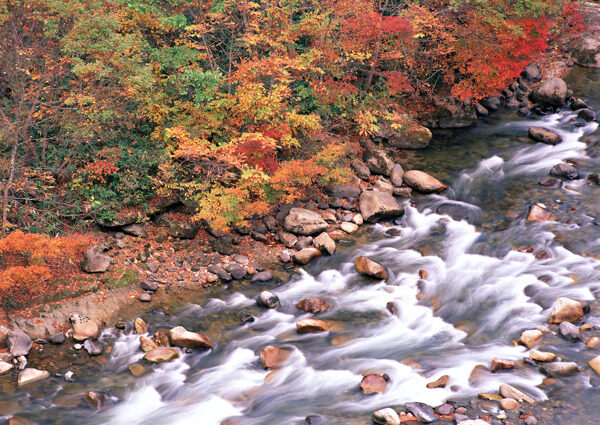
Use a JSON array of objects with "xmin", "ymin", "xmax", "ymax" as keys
[{"xmin": 2, "ymin": 138, "xmax": 19, "ymax": 236}]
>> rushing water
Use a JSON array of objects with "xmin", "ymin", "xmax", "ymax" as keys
[{"xmin": 4, "ymin": 67, "xmax": 600, "ymax": 425}]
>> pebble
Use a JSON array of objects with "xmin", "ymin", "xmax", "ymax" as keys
[
  {"xmin": 139, "ymin": 293, "xmax": 152, "ymax": 302},
  {"xmin": 405, "ymin": 402, "xmax": 436, "ymax": 423},
  {"xmin": 558, "ymin": 321, "xmax": 581, "ymax": 342},
  {"xmin": 49, "ymin": 333, "xmax": 65, "ymax": 345},
  {"xmin": 372, "ymin": 408, "xmax": 400, "ymax": 425},
  {"xmin": 499, "ymin": 398, "xmax": 519, "ymax": 410}
]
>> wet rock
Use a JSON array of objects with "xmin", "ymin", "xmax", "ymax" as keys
[
  {"xmin": 313, "ymin": 232, "xmax": 336, "ymax": 255},
  {"xmin": 548, "ymin": 297, "xmax": 583, "ymax": 323},
  {"xmin": 435, "ymin": 403, "xmax": 454, "ymax": 415},
  {"xmin": 405, "ymin": 402, "xmax": 436, "ymax": 423},
  {"xmin": 169, "ymin": 326, "xmax": 211, "ymax": 349},
  {"xmin": 539, "ymin": 361, "xmax": 579, "ymax": 377},
  {"xmin": 296, "ymin": 297, "xmax": 332, "ymax": 314},
  {"xmin": 296, "ymin": 318, "xmax": 329, "ymax": 333},
  {"xmin": 403, "ymin": 170, "xmax": 447, "ymax": 193},
  {"xmin": 257, "ymin": 291, "xmax": 280, "ymax": 309},
  {"xmin": 572, "ymin": 35, "xmax": 600, "ymax": 68},
  {"xmin": 83, "ymin": 339, "xmax": 104, "ymax": 356},
  {"xmin": 373, "ymin": 118, "xmax": 432, "ymax": 149},
  {"xmin": 81, "ymin": 246, "xmax": 111, "ymax": 273},
  {"xmin": 305, "ymin": 415, "xmax": 324, "ymax": 425},
  {"xmin": 425, "ymin": 374, "xmax": 449, "ymax": 389},
  {"xmin": 284, "ymin": 208, "xmax": 328, "ymax": 236},
  {"xmin": 588, "ymin": 356, "xmax": 600, "ymax": 375},
  {"xmin": 550, "ymin": 163, "xmax": 579, "ymax": 180},
  {"xmin": 139, "ymin": 336, "xmax": 158, "ymax": 352},
  {"xmin": 251, "ymin": 271, "xmax": 272, "ymax": 283},
  {"xmin": 530, "ymin": 78, "xmax": 568, "ymax": 108},
  {"xmin": 144, "ymin": 347, "xmax": 180, "ymax": 363},
  {"xmin": 17, "ymin": 368, "xmax": 50, "ymax": 387},
  {"xmin": 139, "ymin": 293, "xmax": 152, "ymax": 302},
  {"xmin": 499, "ymin": 384, "xmax": 535, "ymax": 404},
  {"xmin": 491, "ymin": 358, "xmax": 516, "ymax": 372},
  {"xmin": 558, "ymin": 321, "xmax": 581, "ymax": 342},
  {"xmin": 84, "ymin": 391, "xmax": 105, "ymax": 410},
  {"xmin": 390, "ymin": 164, "xmax": 404, "ymax": 187},
  {"xmin": 240, "ymin": 312, "xmax": 255, "ymax": 324},
  {"xmin": 7, "ymin": 331, "xmax": 32, "ymax": 357},
  {"xmin": 578, "ymin": 108, "xmax": 596, "ymax": 121},
  {"xmin": 70, "ymin": 314, "xmax": 99, "ymax": 342},
  {"xmin": 153, "ymin": 328, "xmax": 171, "ymax": 347},
  {"xmin": 340, "ymin": 222, "xmax": 358, "ymax": 234},
  {"xmin": 587, "ymin": 336, "xmax": 600, "ymax": 348},
  {"xmin": 324, "ymin": 184, "xmax": 361, "ymax": 198},
  {"xmin": 538, "ymin": 177, "xmax": 561, "ymax": 188},
  {"xmin": 386, "ymin": 301, "xmax": 401, "ymax": 317},
  {"xmin": 140, "ymin": 279, "xmax": 159, "ymax": 291},
  {"xmin": 528, "ymin": 127, "xmax": 562, "ymax": 145},
  {"xmin": 359, "ymin": 374, "xmax": 387, "ymax": 394},
  {"xmin": 292, "ymin": 248, "xmax": 322, "ymax": 265},
  {"xmin": 529, "ymin": 349, "xmax": 555, "ymax": 362},
  {"xmin": 278, "ymin": 231, "xmax": 298, "ymax": 248},
  {"xmin": 436, "ymin": 203, "xmax": 479, "ymax": 224},
  {"xmin": 133, "ymin": 317, "xmax": 147, "ymax": 334},
  {"xmin": 526, "ymin": 203, "xmax": 555, "ymax": 223},
  {"xmin": 522, "ymin": 63, "xmax": 542, "ymax": 82},
  {"xmin": 0, "ymin": 361, "xmax": 12, "ymax": 375},
  {"xmin": 351, "ymin": 158, "xmax": 371, "ymax": 180},
  {"xmin": 359, "ymin": 191, "xmax": 404, "ymax": 223},
  {"xmin": 260, "ymin": 345, "xmax": 290, "ymax": 369},
  {"xmin": 354, "ymin": 256, "xmax": 387, "ymax": 280},
  {"xmin": 500, "ymin": 398, "xmax": 519, "ymax": 410},
  {"xmin": 373, "ymin": 178, "xmax": 394, "ymax": 194},
  {"xmin": 128, "ymin": 363, "xmax": 147, "ymax": 377},
  {"xmin": 225, "ymin": 264, "xmax": 246, "ymax": 280},
  {"xmin": 363, "ymin": 149, "xmax": 395, "ymax": 176},
  {"xmin": 475, "ymin": 103, "xmax": 489, "ymax": 116},
  {"xmin": 122, "ymin": 223, "xmax": 147, "ymax": 238},
  {"xmin": 519, "ymin": 329, "xmax": 542, "ymax": 348},
  {"xmin": 372, "ymin": 408, "xmax": 400, "ymax": 425}
]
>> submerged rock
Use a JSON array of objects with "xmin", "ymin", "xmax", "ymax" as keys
[
  {"xmin": 526, "ymin": 203, "xmax": 555, "ymax": 223},
  {"xmin": 295, "ymin": 297, "xmax": 332, "ymax": 314},
  {"xmin": 144, "ymin": 347, "xmax": 180, "ymax": 363},
  {"xmin": 354, "ymin": 256, "xmax": 387, "ymax": 280},
  {"xmin": 528, "ymin": 127, "xmax": 562, "ymax": 145},
  {"xmin": 83, "ymin": 339, "xmax": 104, "ymax": 356},
  {"xmin": 18, "ymin": 368, "xmax": 50, "ymax": 387},
  {"xmin": 359, "ymin": 374, "xmax": 387, "ymax": 394},
  {"xmin": 491, "ymin": 358, "xmax": 516, "ymax": 372},
  {"xmin": 296, "ymin": 318, "xmax": 329, "ymax": 333},
  {"xmin": 550, "ymin": 163, "xmax": 579, "ymax": 180},
  {"xmin": 260, "ymin": 345, "xmax": 290, "ymax": 369}
]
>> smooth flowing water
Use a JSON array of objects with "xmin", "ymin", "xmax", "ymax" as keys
[{"xmin": 3, "ymin": 67, "xmax": 600, "ymax": 425}]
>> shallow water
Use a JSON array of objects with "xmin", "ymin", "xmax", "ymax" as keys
[{"xmin": 4, "ymin": 67, "xmax": 600, "ymax": 425}]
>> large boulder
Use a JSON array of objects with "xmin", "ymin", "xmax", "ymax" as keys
[
  {"xmin": 313, "ymin": 232, "xmax": 336, "ymax": 255},
  {"xmin": 7, "ymin": 331, "xmax": 32, "ymax": 357},
  {"xmin": 359, "ymin": 191, "xmax": 404, "ymax": 223},
  {"xmin": 363, "ymin": 149, "xmax": 395, "ymax": 176},
  {"xmin": 529, "ymin": 127, "xmax": 562, "ymax": 145},
  {"xmin": 292, "ymin": 247, "xmax": 322, "ymax": 265},
  {"xmin": 324, "ymin": 184, "xmax": 360, "ymax": 199},
  {"xmin": 372, "ymin": 117, "xmax": 432, "ymax": 149},
  {"xmin": 284, "ymin": 208, "xmax": 327, "ymax": 236},
  {"xmin": 168, "ymin": 326, "xmax": 212, "ymax": 349},
  {"xmin": 548, "ymin": 297, "xmax": 584, "ymax": 324},
  {"xmin": 530, "ymin": 78, "xmax": 568, "ymax": 108},
  {"xmin": 355, "ymin": 256, "xmax": 387, "ymax": 280},
  {"xmin": 424, "ymin": 96, "xmax": 477, "ymax": 128},
  {"xmin": 403, "ymin": 170, "xmax": 448, "ymax": 193},
  {"xmin": 158, "ymin": 214, "xmax": 199, "ymax": 239},
  {"xmin": 70, "ymin": 314, "xmax": 100, "ymax": 342},
  {"xmin": 81, "ymin": 246, "xmax": 111, "ymax": 273},
  {"xmin": 521, "ymin": 63, "xmax": 542, "ymax": 82},
  {"xmin": 572, "ymin": 35, "xmax": 600, "ymax": 68}
]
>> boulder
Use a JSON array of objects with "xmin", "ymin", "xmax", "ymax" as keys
[
  {"xmin": 548, "ymin": 297, "xmax": 583, "ymax": 323},
  {"xmin": 426, "ymin": 96, "xmax": 477, "ymax": 128},
  {"xmin": 168, "ymin": 326, "xmax": 212, "ymax": 349},
  {"xmin": 527, "ymin": 203, "xmax": 555, "ymax": 223},
  {"xmin": 0, "ymin": 361, "xmax": 12, "ymax": 375},
  {"xmin": 17, "ymin": 368, "xmax": 50, "ymax": 387},
  {"xmin": 529, "ymin": 349, "xmax": 555, "ymax": 362},
  {"xmin": 572, "ymin": 35, "xmax": 600, "ymax": 68},
  {"xmin": 257, "ymin": 291, "xmax": 280, "ymax": 309},
  {"xmin": 522, "ymin": 63, "xmax": 542, "ymax": 82},
  {"xmin": 313, "ymin": 232, "xmax": 336, "ymax": 255},
  {"xmin": 122, "ymin": 223, "xmax": 147, "ymax": 238},
  {"xmin": 351, "ymin": 159, "xmax": 371, "ymax": 180},
  {"xmin": 539, "ymin": 361, "xmax": 580, "ymax": 377},
  {"xmin": 324, "ymin": 184, "xmax": 360, "ymax": 199},
  {"xmin": 372, "ymin": 118, "xmax": 432, "ymax": 149},
  {"xmin": 295, "ymin": 297, "xmax": 332, "ymax": 314},
  {"xmin": 359, "ymin": 191, "xmax": 404, "ymax": 223},
  {"xmin": 558, "ymin": 321, "xmax": 581, "ymax": 342},
  {"xmin": 403, "ymin": 170, "xmax": 447, "ymax": 193},
  {"xmin": 550, "ymin": 163, "xmax": 579, "ymax": 180},
  {"xmin": 373, "ymin": 178, "xmax": 394, "ymax": 194},
  {"xmin": 405, "ymin": 402, "xmax": 436, "ymax": 423},
  {"xmin": 340, "ymin": 222, "xmax": 358, "ymax": 233},
  {"xmin": 70, "ymin": 314, "xmax": 99, "ymax": 342},
  {"xmin": 144, "ymin": 347, "xmax": 180, "ymax": 363},
  {"xmin": 139, "ymin": 336, "xmax": 158, "ymax": 352},
  {"xmin": 259, "ymin": 346, "xmax": 290, "ymax": 369},
  {"xmin": 292, "ymin": 248, "xmax": 322, "ymax": 265},
  {"xmin": 354, "ymin": 256, "xmax": 387, "ymax": 280},
  {"xmin": 589, "ymin": 356, "xmax": 600, "ymax": 375},
  {"xmin": 278, "ymin": 231, "xmax": 298, "ymax": 248},
  {"xmin": 390, "ymin": 164, "xmax": 404, "ymax": 187},
  {"xmin": 7, "ymin": 331, "xmax": 32, "ymax": 357},
  {"xmin": 134, "ymin": 317, "xmax": 147, "ymax": 334},
  {"xmin": 363, "ymin": 149, "xmax": 395, "ymax": 176},
  {"xmin": 296, "ymin": 318, "xmax": 329, "ymax": 333},
  {"xmin": 81, "ymin": 246, "xmax": 111, "ymax": 273},
  {"xmin": 530, "ymin": 78, "xmax": 568, "ymax": 108},
  {"xmin": 372, "ymin": 408, "xmax": 400, "ymax": 425},
  {"xmin": 499, "ymin": 383, "xmax": 535, "ymax": 404},
  {"xmin": 528, "ymin": 127, "xmax": 562, "ymax": 145},
  {"xmin": 284, "ymin": 208, "xmax": 328, "ymax": 236},
  {"xmin": 519, "ymin": 329, "xmax": 542, "ymax": 348},
  {"xmin": 359, "ymin": 374, "xmax": 387, "ymax": 394}
]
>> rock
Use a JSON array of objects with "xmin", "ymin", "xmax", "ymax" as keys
[
  {"xmin": 128, "ymin": 363, "xmax": 147, "ymax": 377},
  {"xmin": 257, "ymin": 291, "xmax": 280, "ymax": 309},
  {"xmin": 530, "ymin": 78, "xmax": 568, "ymax": 108},
  {"xmin": 352, "ymin": 214, "xmax": 363, "ymax": 225},
  {"xmin": 528, "ymin": 127, "xmax": 562, "ymax": 145},
  {"xmin": 226, "ymin": 264, "xmax": 246, "ymax": 280},
  {"xmin": 313, "ymin": 232, "xmax": 336, "ymax": 255},
  {"xmin": 588, "ymin": 356, "xmax": 600, "ymax": 375},
  {"xmin": 305, "ymin": 415, "xmax": 324, "ymax": 425},
  {"xmin": 147, "ymin": 262, "xmax": 159, "ymax": 273},
  {"xmin": 160, "ymin": 215, "xmax": 199, "ymax": 239},
  {"xmin": 435, "ymin": 403, "xmax": 454, "ymax": 415},
  {"xmin": 426, "ymin": 96, "xmax": 477, "ymax": 128},
  {"xmin": 284, "ymin": 208, "xmax": 328, "ymax": 236},
  {"xmin": 296, "ymin": 236, "xmax": 314, "ymax": 250},
  {"xmin": 372, "ymin": 408, "xmax": 400, "ymax": 425},
  {"xmin": 83, "ymin": 339, "xmax": 104, "ymax": 356},
  {"xmin": 263, "ymin": 215, "xmax": 278, "ymax": 232},
  {"xmin": 259, "ymin": 346, "xmax": 290, "ymax": 369},
  {"xmin": 393, "ymin": 187, "xmax": 411, "ymax": 197},
  {"xmin": 572, "ymin": 35, "xmax": 600, "ymax": 68},
  {"xmin": 122, "ymin": 223, "xmax": 147, "ymax": 238},
  {"xmin": 359, "ymin": 191, "xmax": 404, "ymax": 223},
  {"xmin": 70, "ymin": 314, "xmax": 99, "ymax": 342},
  {"xmin": 84, "ymin": 391, "xmax": 105, "ymax": 410},
  {"xmin": 529, "ymin": 349, "xmax": 555, "ymax": 362},
  {"xmin": 17, "ymin": 368, "xmax": 50, "ymax": 387},
  {"xmin": 548, "ymin": 297, "xmax": 583, "ymax": 323},
  {"xmin": 278, "ymin": 231, "xmax": 298, "ymax": 248},
  {"xmin": 405, "ymin": 402, "xmax": 436, "ymax": 423},
  {"xmin": 144, "ymin": 347, "xmax": 180, "ymax": 363},
  {"xmin": 153, "ymin": 328, "xmax": 171, "ymax": 347},
  {"xmin": 578, "ymin": 108, "xmax": 596, "ymax": 121},
  {"xmin": 372, "ymin": 117, "xmax": 432, "ymax": 149},
  {"xmin": 363, "ymin": 149, "xmax": 395, "ymax": 176},
  {"xmin": 351, "ymin": 158, "xmax": 371, "ymax": 180},
  {"xmin": 359, "ymin": 374, "xmax": 387, "ymax": 394},
  {"xmin": 140, "ymin": 280, "xmax": 159, "ymax": 291},
  {"xmin": 296, "ymin": 318, "xmax": 329, "ymax": 333},
  {"xmin": 81, "ymin": 246, "xmax": 111, "ymax": 273},
  {"xmin": 292, "ymin": 248, "xmax": 322, "ymax": 265},
  {"xmin": 403, "ymin": 170, "xmax": 447, "ymax": 193},
  {"xmin": 373, "ymin": 178, "xmax": 394, "ymax": 194},
  {"xmin": 499, "ymin": 383, "xmax": 535, "ymax": 404},
  {"xmin": 539, "ymin": 361, "xmax": 579, "ymax": 377},
  {"xmin": 525, "ymin": 416, "xmax": 538, "ymax": 425},
  {"xmin": 340, "ymin": 222, "xmax": 358, "ymax": 233},
  {"xmin": 526, "ymin": 203, "xmax": 555, "ymax": 223},
  {"xmin": 500, "ymin": 398, "xmax": 519, "ymax": 410},
  {"xmin": 481, "ymin": 96, "xmax": 501, "ymax": 111},
  {"xmin": 354, "ymin": 256, "xmax": 387, "ymax": 280},
  {"xmin": 425, "ymin": 374, "xmax": 448, "ymax": 389},
  {"xmin": 0, "ymin": 361, "xmax": 12, "ymax": 375},
  {"xmin": 386, "ymin": 301, "xmax": 401, "ymax": 317},
  {"xmin": 324, "ymin": 184, "xmax": 361, "ymax": 198},
  {"xmin": 436, "ymin": 203, "xmax": 479, "ymax": 224},
  {"xmin": 491, "ymin": 358, "xmax": 516, "ymax": 372},
  {"xmin": 522, "ymin": 63, "xmax": 542, "ymax": 82},
  {"xmin": 139, "ymin": 293, "xmax": 152, "ymax": 302},
  {"xmin": 139, "ymin": 336, "xmax": 158, "ymax": 352},
  {"xmin": 295, "ymin": 297, "xmax": 332, "ymax": 314},
  {"xmin": 550, "ymin": 163, "xmax": 579, "ymax": 179},
  {"xmin": 390, "ymin": 165, "xmax": 404, "ymax": 187},
  {"xmin": 519, "ymin": 329, "xmax": 542, "ymax": 348},
  {"xmin": 7, "ymin": 331, "xmax": 32, "ymax": 357},
  {"xmin": 538, "ymin": 177, "xmax": 561, "ymax": 188},
  {"xmin": 475, "ymin": 103, "xmax": 489, "ymax": 116},
  {"xmin": 251, "ymin": 271, "xmax": 273, "ymax": 282},
  {"xmin": 211, "ymin": 238, "xmax": 234, "ymax": 255},
  {"xmin": 169, "ymin": 326, "xmax": 212, "ymax": 349},
  {"xmin": 558, "ymin": 321, "xmax": 581, "ymax": 342},
  {"xmin": 134, "ymin": 317, "xmax": 147, "ymax": 334}
]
